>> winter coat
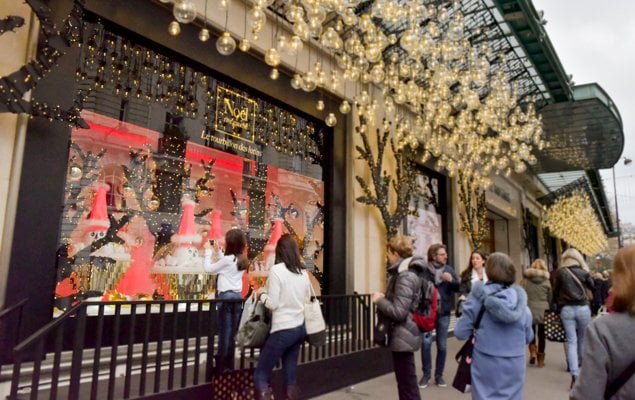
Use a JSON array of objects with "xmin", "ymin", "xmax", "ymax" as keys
[
  {"xmin": 455, "ymin": 282, "xmax": 533, "ymax": 357},
  {"xmin": 522, "ymin": 268, "xmax": 552, "ymax": 324},
  {"xmin": 459, "ymin": 268, "xmax": 488, "ymax": 296},
  {"xmin": 571, "ymin": 312, "xmax": 635, "ymax": 400},
  {"xmin": 375, "ymin": 258, "xmax": 423, "ymax": 353},
  {"xmin": 423, "ymin": 262, "xmax": 459, "ymax": 316},
  {"xmin": 553, "ymin": 266, "xmax": 594, "ymax": 308},
  {"xmin": 455, "ymin": 282, "xmax": 533, "ymax": 400}
]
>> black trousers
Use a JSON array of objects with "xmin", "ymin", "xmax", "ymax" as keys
[
  {"xmin": 532, "ymin": 323, "xmax": 546, "ymax": 353},
  {"xmin": 392, "ymin": 351, "xmax": 421, "ymax": 400}
]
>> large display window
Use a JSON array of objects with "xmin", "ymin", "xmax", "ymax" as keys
[{"xmin": 53, "ymin": 18, "xmax": 330, "ymax": 315}]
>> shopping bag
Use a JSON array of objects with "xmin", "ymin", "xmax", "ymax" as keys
[
  {"xmin": 544, "ymin": 310, "xmax": 567, "ymax": 342},
  {"xmin": 212, "ymin": 368, "xmax": 255, "ymax": 400},
  {"xmin": 304, "ymin": 277, "xmax": 326, "ymax": 346},
  {"xmin": 452, "ymin": 335, "xmax": 475, "ymax": 393},
  {"xmin": 235, "ymin": 295, "xmax": 270, "ymax": 348}
]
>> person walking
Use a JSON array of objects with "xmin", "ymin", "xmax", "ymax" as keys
[
  {"xmin": 372, "ymin": 235, "xmax": 426, "ymax": 400},
  {"xmin": 457, "ymin": 250, "xmax": 488, "ymax": 317},
  {"xmin": 553, "ymin": 247, "xmax": 594, "ymax": 389},
  {"xmin": 455, "ymin": 252, "xmax": 533, "ymax": 400},
  {"xmin": 203, "ymin": 228, "xmax": 250, "ymax": 372},
  {"xmin": 571, "ymin": 245, "xmax": 635, "ymax": 399},
  {"xmin": 521, "ymin": 259, "xmax": 552, "ymax": 367},
  {"xmin": 253, "ymin": 234, "xmax": 310, "ymax": 400},
  {"xmin": 419, "ymin": 243, "xmax": 459, "ymax": 388}
]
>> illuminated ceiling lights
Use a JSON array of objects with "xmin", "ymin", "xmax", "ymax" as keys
[
  {"xmin": 166, "ymin": 0, "xmax": 544, "ymax": 188},
  {"xmin": 544, "ymin": 190, "xmax": 608, "ymax": 256}
]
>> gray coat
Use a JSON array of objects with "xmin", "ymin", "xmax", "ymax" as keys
[
  {"xmin": 376, "ymin": 259, "xmax": 422, "ymax": 352},
  {"xmin": 522, "ymin": 268, "xmax": 552, "ymax": 324},
  {"xmin": 571, "ymin": 313, "xmax": 635, "ymax": 400}
]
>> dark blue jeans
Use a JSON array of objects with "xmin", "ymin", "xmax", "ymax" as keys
[
  {"xmin": 421, "ymin": 314, "xmax": 450, "ymax": 380},
  {"xmin": 254, "ymin": 324, "xmax": 306, "ymax": 390},
  {"xmin": 217, "ymin": 290, "xmax": 242, "ymax": 371}
]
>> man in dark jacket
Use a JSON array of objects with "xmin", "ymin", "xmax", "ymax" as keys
[{"xmin": 419, "ymin": 243, "xmax": 459, "ymax": 388}]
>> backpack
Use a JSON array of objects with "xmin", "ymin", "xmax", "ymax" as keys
[{"xmin": 399, "ymin": 257, "xmax": 438, "ymax": 332}]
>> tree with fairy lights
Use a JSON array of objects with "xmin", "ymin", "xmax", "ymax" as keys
[
  {"xmin": 355, "ymin": 115, "xmax": 418, "ymax": 238},
  {"xmin": 457, "ymin": 170, "xmax": 488, "ymax": 251}
]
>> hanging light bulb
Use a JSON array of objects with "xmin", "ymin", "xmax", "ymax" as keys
[
  {"xmin": 325, "ymin": 113, "xmax": 337, "ymax": 127},
  {"xmin": 173, "ymin": 0, "xmax": 197, "ymax": 24},
  {"xmin": 269, "ymin": 68, "xmax": 279, "ymax": 80},
  {"xmin": 264, "ymin": 48, "xmax": 281, "ymax": 67},
  {"xmin": 239, "ymin": 39, "xmax": 251, "ymax": 52},
  {"xmin": 339, "ymin": 100, "xmax": 351, "ymax": 114},
  {"xmin": 168, "ymin": 21, "xmax": 181, "ymax": 36},
  {"xmin": 316, "ymin": 100, "xmax": 325, "ymax": 111},
  {"xmin": 198, "ymin": 28, "xmax": 210, "ymax": 42},
  {"xmin": 216, "ymin": 32, "xmax": 236, "ymax": 55},
  {"xmin": 290, "ymin": 74, "xmax": 303, "ymax": 89}
]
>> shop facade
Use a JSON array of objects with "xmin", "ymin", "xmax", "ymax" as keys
[{"xmin": 0, "ymin": 1, "xmax": 623, "ymax": 397}]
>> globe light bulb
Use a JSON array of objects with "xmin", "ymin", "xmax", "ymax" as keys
[
  {"xmin": 325, "ymin": 113, "xmax": 337, "ymax": 127},
  {"xmin": 173, "ymin": 0, "xmax": 197, "ymax": 24},
  {"xmin": 316, "ymin": 100, "xmax": 325, "ymax": 111},
  {"xmin": 68, "ymin": 165, "xmax": 82, "ymax": 181},
  {"xmin": 168, "ymin": 21, "xmax": 181, "ymax": 36},
  {"xmin": 264, "ymin": 48, "xmax": 281, "ymax": 67},
  {"xmin": 198, "ymin": 28, "xmax": 210, "ymax": 42},
  {"xmin": 269, "ymin": 68, "xmax": 279, "ymax": 80},
  {"xmin": 339, "ymin": 100, "xmax": 351, "ymax": 114},
  {"xmin": 216, "ymin": 32, "xmax": 236, "ymax": 56},
  {"xmin": 239, "ymin": 39, "xmax": 251, "ymax": 52}
]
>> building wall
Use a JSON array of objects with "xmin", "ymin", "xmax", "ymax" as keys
[{"xmin": 0, "ymin": 2, "xmax": 36, "ymax": 307}]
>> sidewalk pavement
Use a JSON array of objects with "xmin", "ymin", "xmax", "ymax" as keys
[{"xmin": 313, "ymin": 337, "xmax": 574, "ymax": 399}]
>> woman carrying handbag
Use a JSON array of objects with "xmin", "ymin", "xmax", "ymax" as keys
[
  {"xmin": 253, "ymin": 234, "xmax": 310, "ymax": 400},
  {"xmin": 454, "ymin": 253, "xmax": 533, "ymax": 400}
]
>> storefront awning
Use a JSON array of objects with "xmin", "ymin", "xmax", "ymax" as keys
[{"xmin": 533, "ymin": 83, "xmax": 624, "ymax": 173}]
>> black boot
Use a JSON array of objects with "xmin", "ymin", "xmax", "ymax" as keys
[
  {"xmin": 255, "ymin": 387, "xmax": 273, "ymax": 400},
  {"xmin": 570, "ymin": 375, "xmax": 576, "ymax": 389},
  {"xmin": 285, "ymin": 385, "xmax": 300, "ymax": 400}
]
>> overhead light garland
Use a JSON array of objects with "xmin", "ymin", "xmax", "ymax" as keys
[
  {"xmin": 166, "ymin": 0, "xmax": 545, "ymax": 185},
  {"xmin": 543, "ymin": 189, "xmax": 608, "ymax": 256}
]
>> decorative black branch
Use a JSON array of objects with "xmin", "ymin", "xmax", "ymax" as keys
[
  {"xmin": 457, "ymin": 170, "xmax": 488, "ymax": 250},
  {"xmin": 0, "ymin": 16, "xmax": 24, "ymax": 35},
  {"xmin": 354, "ymin": 115, "xmax": 417, "ymax": 238}
]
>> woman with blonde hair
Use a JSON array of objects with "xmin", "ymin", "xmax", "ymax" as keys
[
  {"xmin": 522, "ymin": 259, "xmax": 552, "ymax": 367},
  {"xmin": 571, "ymin": 246, "xmax": 635, "ymax": 399}
]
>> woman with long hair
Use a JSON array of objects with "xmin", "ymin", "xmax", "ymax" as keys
[
  {"xmin": 254, "ymin": 234, "xmax": 310, "ymax": 400},
  {"xmin": 203, "ymin": 228, "xmax": 249, "ymax": 372},
  {"xmin": 553, "ymin": 247, "xmax": 595, "ymax": 389},
  {"xmin": 571, "ymin": 246, "xmax": 635, "ymax": 399},
  {"xmin": 456, "ymin": 250, "xmax": 488, "ymax": 317},
  {"xmin": 521, "ymin": 259, "xmax": 552, "ymax": 367}
]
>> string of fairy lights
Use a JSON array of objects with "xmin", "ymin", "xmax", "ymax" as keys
[{"xmin": 543, "ymin": 190, "xmax": 608, "ymax": 256}]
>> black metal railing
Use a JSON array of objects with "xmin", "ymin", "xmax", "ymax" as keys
[
  {"xmin": 7, "ymin": 294, "xmax": 376, "ymax": 400},
  {"xmin": 0, "ymin": 298, "xmax": 28, "ymax": 365}
]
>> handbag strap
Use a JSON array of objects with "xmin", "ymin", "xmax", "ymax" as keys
[
  {"xmin": 474, "ymin": 305, "xmax": 487, "ymax": 330},
  {"xmin": 605, "ymin": 359, "xmax": 635, "ymax": 399},
  {"xmin": 306, "ymin": 271, "xmax": 316, "ymax": 301},
  {"xmin": 565, "ymin": 268, "xmax": 587, "ymax": 298}
]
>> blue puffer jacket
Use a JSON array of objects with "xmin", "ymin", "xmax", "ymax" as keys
[{"xmin": 455, "ymin": 282, "xmax": 533, "ymax": 357}]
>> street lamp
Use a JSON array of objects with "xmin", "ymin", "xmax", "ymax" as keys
[{"xmin": 612, "ymin": 157, "xmax": 632, "ymax": 248}]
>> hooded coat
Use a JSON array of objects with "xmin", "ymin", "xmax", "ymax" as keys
[
  {"xmin": 522, "ymin": 268, "xmax": 552, "ymax": 324},
  {"xmin": 375, "ymin": 257, "xmax": 426, "ymax": 352},
  {"xmin": 455, "ymin": 282, "xmax": 533, "ymax": 400}
]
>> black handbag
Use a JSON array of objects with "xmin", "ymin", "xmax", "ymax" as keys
[
  {"xmin": 373, "ymin": 311, "xmax": 393, "ymax": 347},
  {"xmin": 544, "ymin": 309, "xmax": 567, "ymax": 343},
  {"xmin": 452, "ymin": 305, "xmax": 487, "ymax": 393}
]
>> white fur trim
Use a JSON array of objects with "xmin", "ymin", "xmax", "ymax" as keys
[{"xmin": 171, "ymin": 233, "xmax": 203, "ymax": 244}]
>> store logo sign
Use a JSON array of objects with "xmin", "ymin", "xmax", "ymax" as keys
[{"xmin": 214, "ymin": 86, "xmax": 257, "ymax": 143}]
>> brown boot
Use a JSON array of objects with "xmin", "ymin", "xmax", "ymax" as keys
[
  {"xmin": 537, "ymin": 353, "xmax": 545, "ymax": 368},
  {"xmin": 255, "ymin": 387, "xmax": 273, "ymax": 400},
  {"xmin": 529, "ymin": 343, "xmax": 537, "ymax": 365},
  {"xmin": 285, "ymin": 385, "xmax": 300, "ymax": 400}
]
